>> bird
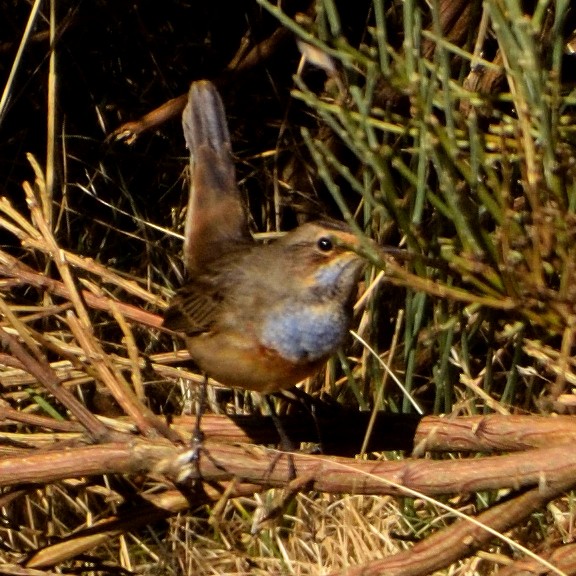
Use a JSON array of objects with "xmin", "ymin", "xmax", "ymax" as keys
[{"xmin": 163, "ymin": 80, "xmax": 366, "ymax": 399}]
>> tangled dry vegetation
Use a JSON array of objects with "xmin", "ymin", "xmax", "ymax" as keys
[{"xmin": 2, "ymin": 1, "xmax": 576, "ymax": 574}]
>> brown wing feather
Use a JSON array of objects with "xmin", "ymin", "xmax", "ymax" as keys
[
  {"xmin": 182, "ymin": 81, "xmax": 251, "ymax": 273},
  {"xmin": 163, "ymin": 279, "xmax": 224, "ymax": 335}
]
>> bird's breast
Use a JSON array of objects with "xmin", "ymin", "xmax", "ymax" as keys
[
  {"xmin": 185, "ymin": 330, "xmax": 324, "ymax": 393},
  {"xmin": 259, "ymin": 301, "xmax": 350, "ymax": 363}
]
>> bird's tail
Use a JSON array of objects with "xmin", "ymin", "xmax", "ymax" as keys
[
  {"xmin": 182, "ymin": 80, "xmax": 231, "ymax": 154},
  {"xmin": 181, "ymin": 81, "xmax": 251, "ymax": 273}
]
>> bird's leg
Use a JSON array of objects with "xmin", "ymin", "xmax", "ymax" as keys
[
  {"xmin": 264, "ymin": 395, "xmax": 296, "ymax": 480},
  {"xmin": 195, "ymin": 375, "xmax": 208, "ymax": 442},
  {"xmin": 188, "ymin": 374, "xmax": 208, "ymax": 479},
  {"xmin": 278, "ymin": 386, "xmax": 344, "ymax": 454},
  {"xmin": 171, "ymin": 375, "xmax": 213, "ymax": 497},
  {"xmin": 251, "ymin": 395, "xmax": 318, "ymax": 532}
]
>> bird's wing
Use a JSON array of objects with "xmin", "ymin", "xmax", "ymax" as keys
[{"xmin": 163, "ymin": 277, "xmax": 224, "ymax": 335}]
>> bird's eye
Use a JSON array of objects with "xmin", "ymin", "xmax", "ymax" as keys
[{"xmin": 317, "ymin": 237, "xmax": 333, "ymax": 252}]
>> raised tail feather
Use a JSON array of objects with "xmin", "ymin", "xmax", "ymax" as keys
[
  {"xmin": 181, "ymin": 81, "xmax": 251, "ymax": 274},
  {"xmin": 182, "ymin": 80, "xmax": 231, "ymax": 155}
]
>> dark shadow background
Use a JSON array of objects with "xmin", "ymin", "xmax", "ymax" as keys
[{"xmin": 0, "ymin": 0, "xmax": 376, "ymax": 284}]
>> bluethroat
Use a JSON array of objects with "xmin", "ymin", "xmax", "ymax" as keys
[{"xmin": 163, "ymin": 81, "xmax": 365, "ymax": 394}]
